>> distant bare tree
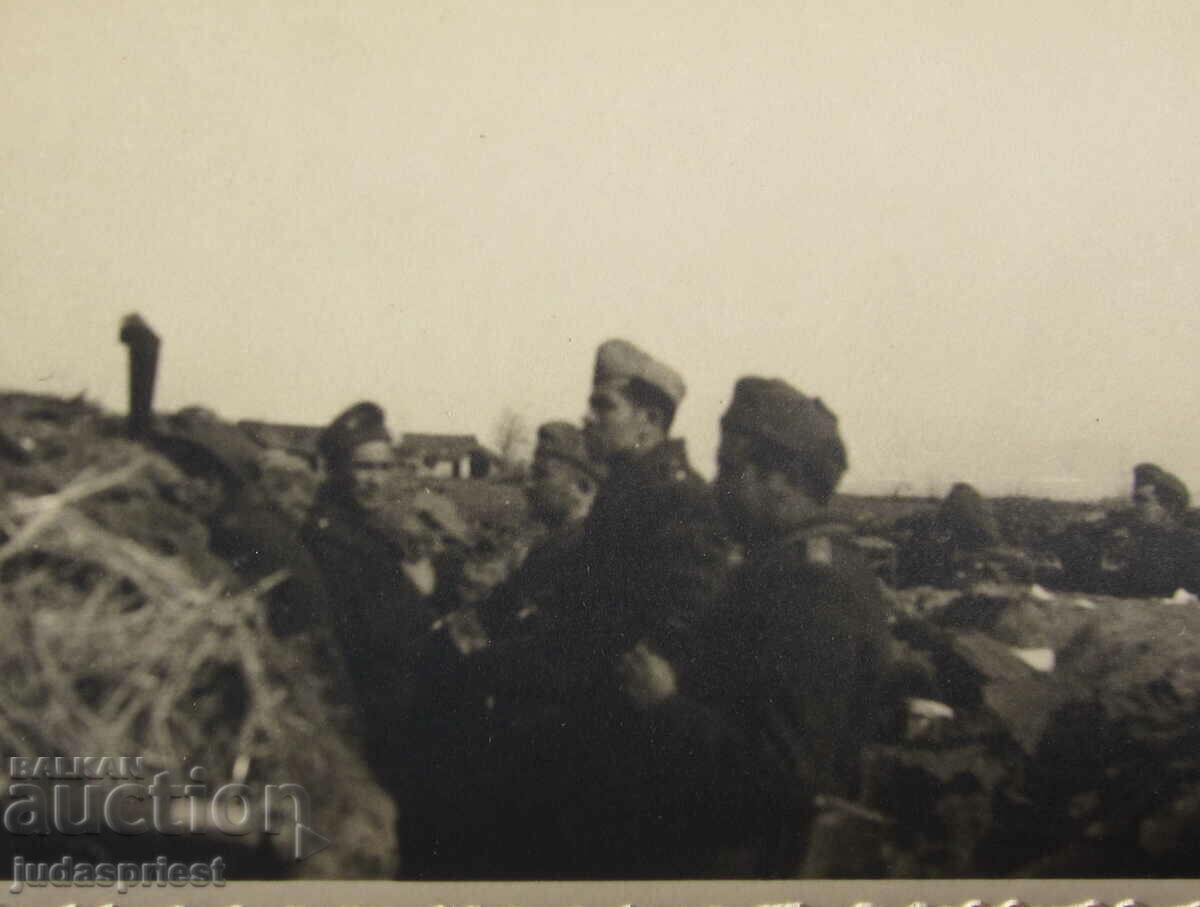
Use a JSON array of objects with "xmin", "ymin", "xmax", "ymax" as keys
[{"xmin": 492, "ymin": 407, "xmax": 532, "ymax": 476}]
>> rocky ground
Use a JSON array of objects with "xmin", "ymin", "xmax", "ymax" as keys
[
  {"xmin": 2, "ymin": 391, "xmax": 1198, "ymax": 879},
  {"xmin": 876, "ymin": 581, "xmax": 1200, "ymax": 877}
]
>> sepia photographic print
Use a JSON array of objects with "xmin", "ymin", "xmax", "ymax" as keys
[{"xmin": 2, "ymin": 2, "xmax": 1199, "ymax": 904}]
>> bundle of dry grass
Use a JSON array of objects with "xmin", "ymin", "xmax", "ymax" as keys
[{"xmin": 0, "ymin": 454, "xmax": 396, "ymax": 878}]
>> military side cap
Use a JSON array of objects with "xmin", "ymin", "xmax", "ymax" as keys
[
  {"xmin": 593, "ymin": 339, "xmax": 686, "ymax": 406},
  {"xmin": 535, "ymin": 421, "xmax": 605, "ymax": 481},
  {"xmin": 1133, "ymin": 462, "xmax": 1190, "ymax": 514},
  {"xmin": 318, "ymin": 401, "xmax": 391, "ymax": 463},
  {"xmin": 721, "ymin": 377, "xmax": 842, "ymax": 456}
]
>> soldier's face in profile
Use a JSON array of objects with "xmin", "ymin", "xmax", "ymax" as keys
[
  {"xmin": 347, "ymin": 440, "xmax": 396, "ymax": 512},
  {"xmin": 714, "ymin": 432, "xmax": 768, "ymax": 542},
  {"xmin": 1133, "ymin": 483, "xmax": 1168, "ymax": 526},
  {"xmin": 584, "ymin": 384, "xmax": 652, "ymax": 462}
]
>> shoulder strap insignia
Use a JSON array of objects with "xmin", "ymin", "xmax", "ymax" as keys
[{"xmin": 805, "ymin": 535, "xmax": 834, "ymax": 567}]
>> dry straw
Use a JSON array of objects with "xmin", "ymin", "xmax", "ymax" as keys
[{"xmin": 0, "ymin": 454, "xmax": 396, "ymax": 876}]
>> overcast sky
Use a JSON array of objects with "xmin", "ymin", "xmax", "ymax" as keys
[{"xmin": 3, "ymin": 1, "xmax": 1197, "ymax": 498}]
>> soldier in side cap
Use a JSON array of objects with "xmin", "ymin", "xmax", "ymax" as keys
[
  {"xmin": 1121, "ymin": 464, "xmax": 1199, "ymax": 595},
  {"xmin": 479, "ymin": 420, "xmax": 604, "ymax": 636},
  {"xmin": 625, "ymin": 377, "xmax": 891, "ymax": 877},
  {"xmin": 523, "ymin": 340, "xmax": 732, "ymax": 877},
  {"xmin": 400, "ymin": 421, "xmax": 608, "ymax": 878},
  {"xmin": 579, "ymin": 339, "xmax": 731, "ymax": 657},
  {"xmin": 300, "ymin": 402, "xmax": 436, "ymax": 799},
  {"xmin": 426, "ymin": 422, "xmax": 604, "ymax": 658},
  {"xmin": 305, "ymin": 402, "xmax": 490, "ymax": 877},
  {"xmin": 895, "ymin": 482, "xmax": 1033, "ymax": 587},
  {"xmin": 413, "ymin": 420, "xmax": 601, "ymax": 712},
  {"xmin": 1055, "ymin": 463, "xmax": 1200, "ymax": 596}
]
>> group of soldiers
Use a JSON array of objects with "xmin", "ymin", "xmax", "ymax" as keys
[
  {"xmin": 889, "ymin": 464, "xmax": 1200, "ymax": 596},
  {"xmin": 292, "ymin": 339, "xmax": 892, "ymax": 879},
  {"xmin": 115, "ymin": 319, "xmax": 1197, "ymax": 879},
  {"xmin": 129, "ymin": 332, "xmax": 891, "ymax": 879}
]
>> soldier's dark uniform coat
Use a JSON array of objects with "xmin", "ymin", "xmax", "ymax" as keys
[
  {"xmin": 479, "ymin": 520, "xmax": 589, "ymax": 641},
  {"xmin": 1055, "ymin": 516, "xmax": 1200, "ymax": 596},
  {"xmin": 686, "ymin": 518, "xmax": 892, "ymax": 876},
  {"xmin": 300, "ymin": 483, "xmax": 434, "ymax": 792},
  {"xmin": 410, "ymin": 519, "xmax": 596, "ymax": 878},
  {"xmin": 529, "ymin": 438, "xmax": 732, "ymax": 877},
  {"xmin": 210, "ymin": 484, "xmax": 334, "ymax": 639},
  {"xmin": 1106, "ymin": 521, "xmax": 1200, "ymax": 597},
  {"xmin": 415, "ymin": 443, "xmax": 731, "ymax": 878},
  {"xmin": 470, "ymin": 519, "xmax": 597, "ymax": 730},
  {"xmin": 580, "ymin": 438, "xmax": 730, "ymax": 659}
]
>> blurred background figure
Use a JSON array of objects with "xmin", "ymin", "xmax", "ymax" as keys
[
  {"xmin": 156, "ymin": 405, "xmax": 335, "ymax": 639},
  {"xmin": 478, "ymin": 420, "xmax": 603, "ymax": 636},
  {"xmin": 1054, "ymin": 463, "xmax": 1199, "ymax": 596},
  {"xmin": 119, "ymin": 314, "xmax": 333, "ymax": 640},
  {"xmin": 895, "ymin": 482, "xmax": 1032, "ymax": 587},
  {"xmin": 527, "ymin": 421, "xmax": 601, "ymax": 526},
  {"xmin": 1131, "ymin": 463, "xmax": 1190, "ymax": 527},
  {"xmin": 399, "ymin": 420, "xmax": 605, "ymax": 879}
]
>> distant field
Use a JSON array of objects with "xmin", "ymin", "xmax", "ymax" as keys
[
  {"xmin": 830, "ymin": 492, "xmax": 1108, "ymax": 550},
  {"xmin": 416, "ymin": 479, "xmax": 1112, "ymax": 555},
  {"xmin": 831, "ymin": 493, "xmax": 938, "ymax": 527}
]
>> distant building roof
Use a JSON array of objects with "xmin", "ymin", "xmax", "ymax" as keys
[{"xmin": 398, "ymin": 433, "xmax": 492, "ymax": 462}]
